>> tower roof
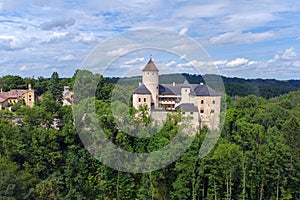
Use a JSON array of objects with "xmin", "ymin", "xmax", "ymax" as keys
[{"xmin": 142, "ymin": 59, "xmax": 159, "ymax": 71}]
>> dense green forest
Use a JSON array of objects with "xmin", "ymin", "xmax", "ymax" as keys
[
  {"xmin": 0, "ymin": 71, "xmax": 299, "ymax": 199},
  {"xmin": 106, "ymin": 74, "xmax": 300, "ymax": 99}
]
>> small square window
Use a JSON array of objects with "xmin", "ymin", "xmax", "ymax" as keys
[
  {"xmin": 200, "ymin": 109, "xmax": 204, "ymax": 113},
  {"xmin": 144, "ymin": 98, "xmax": 146, "ymax": 102},
  {"xmin": 211, "ymin": 110, "xmax": 215, "ymax": 113},
  {"xmin": 190, "ymin": 112, "xmax": 193, "ymax": 115},
  {"xmin": 201, "ymin": 100, "xmax": 204, "ymax": 104},
  {"xmin": 212, "ymin": 100, "xmax": 215, "ymax": 104},
  {"xmin": 138, "ymin": 98, "xmax": 141, "ymax": 102}
]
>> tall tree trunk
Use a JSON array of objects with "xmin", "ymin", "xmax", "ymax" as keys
[
  {"xmin": 229, "ymin": 170, "xmax": 232, "ymax": 200},
  {"xmin": 214, "ymin": 178, "xmax": 217, "ymax": 200},
  {"xmin": 117, "ymin": 171, "xmax": 120, "ymax": 200},
  {"xmin": 150, "ymin": 172, "xmax": 154, "ymax": 200},
  {"xmin": 226, "ymin": 173, "xmax": 229, "ymax": 199},
  {"xmin": 242, "ymin": 158, "xmax": 246, "ymax": 200},
  {"xmin": 276, "ymin": 169, "xmax": 280, "ymax": 200},
  {"xmin": 259, "ymin": 182, "xmax": 264, "ymax": 200}
]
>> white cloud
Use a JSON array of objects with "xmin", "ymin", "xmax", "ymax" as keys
[
  {"xmin": 281, "ymin": 48, "xmax": 298, "ymax": 60},
  {"xmin": 179, "ymin": 54, "xmax": 187, "ymax": 60},
  {"xmin": 166, "ymin": 61, "xmax": 176, "ymax": 67},
  {"xmin": 210, "ymin": 31, "xmax": 273, "ymax": 45},
  {"xmin": 226, "ymin": 58, "xmax": 249, "ymax": 67},
  {"xmin": 20, "ymin": 65, "xmax": 27, "ymax": 71},
  {"xmin": 40, "ymin": 18, "xmax": 75, "ymax": 30},
  {"xmin": 124, "ymin": 57, "xmax": 144, "ymax": 65},
  {"xmin": 179, "ymin": 27, "xmax": 188, "ymax": 35},
  {"xmin": 106, "ymin": 48, "xmax": 129, "ymax": 57},
  {"xmin": 57, "ymin": 54, "xmax": 75, "ymax": 62}
]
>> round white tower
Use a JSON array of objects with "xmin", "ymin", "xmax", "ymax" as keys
[{"xmin": 142, "ymin": 59, "xmax": 159, "ymax": 108}]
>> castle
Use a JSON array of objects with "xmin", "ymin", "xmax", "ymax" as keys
[{"xmin": 132, "ymin": 59, "xmax": 221, "ymax": 131}]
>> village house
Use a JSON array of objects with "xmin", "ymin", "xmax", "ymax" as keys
[
  {"xmin": 0, "ymin": 84, "xmax": 35, "ymax": 110},
  {"xmin": 62, "ymin": 86, "xmax": 73, "ymax": 106},
  {"xmin": 132, "ymin": 59, "xmax": 221, "ymax": 131}
]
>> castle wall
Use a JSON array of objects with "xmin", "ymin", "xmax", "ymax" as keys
[
  {"xmin": 133, "ymin": 94, "xmax": 152, "ymax": 110},
  {"xmin": 195, "ymin": 96, "xmax": 221, "ymax": 131}
]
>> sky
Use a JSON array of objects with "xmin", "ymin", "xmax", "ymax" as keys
[{"xmin": 0, "ymin": 0, "xmax": 300, "ymax": 80}]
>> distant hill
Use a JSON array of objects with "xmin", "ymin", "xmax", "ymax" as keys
[{"xmin": 105, "ymin": 74, "xmax": 300, "ymax": 99}]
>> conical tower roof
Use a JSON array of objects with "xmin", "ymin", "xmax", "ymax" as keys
[{"xmin": 142, "ymin": 59, "xmax": 159, "ymax": 71}]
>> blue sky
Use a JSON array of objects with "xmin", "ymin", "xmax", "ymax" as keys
[{"xmin": 0, "ymin": 0, "xmax": 300, "ymax": 80}]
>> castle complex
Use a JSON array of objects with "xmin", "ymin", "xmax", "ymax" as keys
[{"xmin": 132, "ymin": 59, "xmax": 221, "ymax": 130}]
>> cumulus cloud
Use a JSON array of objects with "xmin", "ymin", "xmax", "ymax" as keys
[
  {"xmin": 174, "ymin": 47, "xmax": 300, "ymax": 79},
  {"xmin": 124, "ymin": 57, "xmax": 144, "ymax": 65},
  {"xmin": 179, "ymin": 27, "xmax": 188, "ymax": 35},
  {"xmin": 106, "ymin": 48, "xmax": 129, "ymax": 57},
  {"xmin": 226, "ymin": 58, "xmax": 249, "ymax": 67},
  {"xmin": 40, "ymin": 18, "xmax": 75, "ymax": 30},
  {"xmin": 210, "ymin": 31, "xmax": 273, "ymax": 45},
  {"xmin": 20, "ymin": 65, "xmax": 27, "ymax": 71},
  {"xmin": 281, "ymin": 48, "xmax": 298, "ymax": 60},
  {"xmin": 56, "ymin": 54, "xmax": 75, "ymax": 62},
  {"xmin": 77, "ymin": 32, "xmax": 100, "ymax": 44},
  {"xmin": 0, "ymin": 35, "xmax": 34, "ymax": 51}
]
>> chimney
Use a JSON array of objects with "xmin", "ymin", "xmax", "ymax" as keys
[
  {"xmin": 28, "ymin": 84, "xmax": 32, "ymax": 90},
  {"xmin": 173, "ymin": 82, "xmax": 175, "ymax": 86}
]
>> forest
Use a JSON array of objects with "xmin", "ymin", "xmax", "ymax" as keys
[
  {"xmin": 106, "ymin": 73, "xmax": 300, "ymax": 99},
  {"xmin": 0, "ymin": 71, "xmax": 299, "ymax": 199}
]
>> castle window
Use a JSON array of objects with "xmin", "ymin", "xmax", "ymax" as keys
[
  {"xmin": 144, "ymin": 98, "xmax": 146, "ymax": 102},
  {"xmin": 200, "ymin": 109, "xmax": 204, "ymax": 113},
  {"xmin": 29, "ymin": 95, "xmax": 31, "ymax": 98},
  {"xmin": 201, "ymin": 100, "xmax": 204, "ymax": 104},
  {"xmin": 29, "ymin": 99, "xmax": 31, "ymax": 101},
  {"xmin": 212, "ymin": 100, "xmax": 215, "ymax": 104},
  {"xmin": 183, "ymin": 112, "xmax": 185, "ymax": 114},
  {"xmin": 138, "ymin": 98, "xmax": 141, "ymax": 102},
  {"xmin": 190, "ymin": 112, "xmax": 193, "ymax": 115},
  {"xmin": 185, "ymin": 89, "xmax": 187, "ymax": 92},
  {"xmin": 211, "ymin": 110, "xmax": 215, "ymax": 113}
]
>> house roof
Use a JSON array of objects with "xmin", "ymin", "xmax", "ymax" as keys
[
  {"xmin": 0, "ymin": 96, "xmax": 7, "ymax": 103},
  {"xmin": 176, "ymin": 103, "xmax": 199, "ymax": 112},
  {"xmin": 0, "ymin": 89, "xmax": 28, "ymax": 98},
  {"xmin": 133, "ymin": 84, "xmax": 152, "ymax": 94},
  {"xmin": 159, "ymin": 83, "xmax": 220, "ymax": 96},
  {"xmin": 142, "ymin": 59, "xmax": 159, "ymax": 71}
]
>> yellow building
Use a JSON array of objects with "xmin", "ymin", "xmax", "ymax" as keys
[{"xmin": 0, "ymin": 84, "xmax": 35, "ymax": 110}]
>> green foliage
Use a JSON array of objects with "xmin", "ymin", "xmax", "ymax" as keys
[
  {"xmin": 0, "ymin": 71, "xmax": 299, "ymax": 199},
  {"xmin": 48, "ymin": 72, "xmax": 62, "ymax": 101}
]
